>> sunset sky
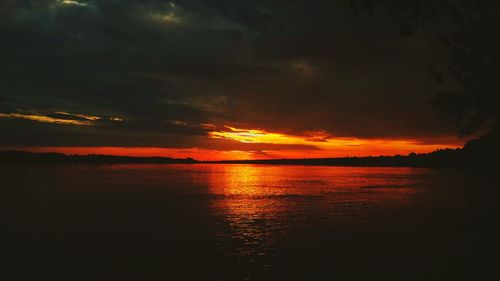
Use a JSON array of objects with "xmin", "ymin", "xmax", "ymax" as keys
[{"xmin": 0, "ymin": 0, "xmax": 466, "ymax": 160}]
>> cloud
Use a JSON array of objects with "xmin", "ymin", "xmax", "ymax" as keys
[
  {"xmin": 0, "ymin": 0, "xmax": 460, "ymax": 152},
  {"xmin": 0, "ymin": 113, "xmax": 93, "ymax": 125},
  {"xmin": 57, "ymin": 0, "xmax": 91, "ymax": 8}
]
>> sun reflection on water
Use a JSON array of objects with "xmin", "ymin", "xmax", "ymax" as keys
[
  {"xmin": 203, "ymin": 164, "xmax": 426, "ymax": 279},
  {"xmin": 208, "ymin": 165, "xmax": 290, "ymax": 263},
  {"xmin": 203, "ymin": 165, "xmax": 425, "ymax": 270}
]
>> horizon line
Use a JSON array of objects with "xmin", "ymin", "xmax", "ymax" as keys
[{"xmin": 0, "ymin": 148, "xmax": 462, "ymax": 162}]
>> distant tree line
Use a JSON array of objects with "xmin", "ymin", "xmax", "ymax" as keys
[
  {"xmin": 0, "ymin": 151, "xmax": 197, "ymax": 164},
  {"xmin": 0, "ymin": 148, "xmax": 494, "ymax": 169}
]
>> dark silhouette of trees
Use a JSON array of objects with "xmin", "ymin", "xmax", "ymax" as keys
[
  {"xmin": 2, "ymin": 149, "xmax": 490, "ymax": 170},
  {"xmin": 0, "ymin": 151, "xmax": 197, "ymax": 164},
  {"xmin": 343, "ymin": 0, "xmax": 499, "ymax": 140}
]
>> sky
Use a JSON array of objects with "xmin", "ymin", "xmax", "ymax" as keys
[{"xmin": 0, "ymin": 0, "xmax": 465, "ymax": 160}]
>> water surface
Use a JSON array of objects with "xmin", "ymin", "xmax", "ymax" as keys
[{"xmin": 4, "ymin": 164, "xmax": 498, "ymax": 280}]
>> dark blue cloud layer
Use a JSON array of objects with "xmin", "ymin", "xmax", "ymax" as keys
[{"xmin": 1, "ymin": 0, "xmax": 457, "ymax": 147}]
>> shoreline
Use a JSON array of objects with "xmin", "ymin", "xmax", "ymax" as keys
[{"xmin": 0, "ymin": 149, "xmax": 490, "ymax": 169}]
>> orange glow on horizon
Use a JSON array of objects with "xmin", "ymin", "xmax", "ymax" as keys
[
  {"xmin": 210, "ymin": 126, "xmax": 331, "ymax": 145},
  {"xmin": 208, "ymin": 126, "xmax": 463, "ymax": 157},
  {"xmin": 9, "ymin": 147, "xmax": 258, "ymax": 161},
  {"xmin": 5, "ymin": 124, "xmax": 464, "ymax": 161}
]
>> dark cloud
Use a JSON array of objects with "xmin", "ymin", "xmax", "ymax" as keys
[{"xmin": 0, "ymin": 0, "xmax": 458, "ymax": 148}]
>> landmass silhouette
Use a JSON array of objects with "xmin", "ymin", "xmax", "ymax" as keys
[
  {"xmin": 1, "ymin": 131, "xmax": 496, "ymax": 169},
  {"xmin": 0, "ymin": 151, "xmax": 197, "ymax": 164}
]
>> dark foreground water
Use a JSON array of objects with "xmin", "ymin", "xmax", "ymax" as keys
[{"xmin": 3, "ymin": 164, "xmax": 499, "ymax": 280}]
